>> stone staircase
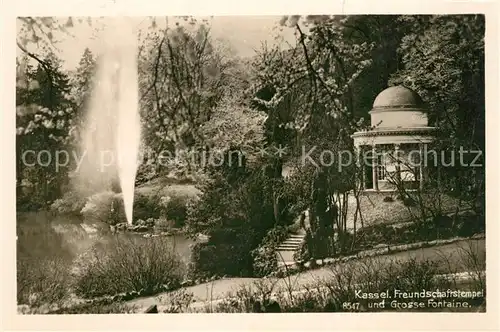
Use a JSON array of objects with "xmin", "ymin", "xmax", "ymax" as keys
[{"xmin": 276, "ymin": 232, "xmax": 306, "ymax": 267}]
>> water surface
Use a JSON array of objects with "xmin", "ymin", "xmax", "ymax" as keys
[{"xmin": 17, "ymin": 211, "xmax": 195, "ymax": 265}]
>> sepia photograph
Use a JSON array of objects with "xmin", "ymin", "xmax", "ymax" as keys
[{"xmin": 12, "ymin": 13, "xmax": 489, "ymax": 318}]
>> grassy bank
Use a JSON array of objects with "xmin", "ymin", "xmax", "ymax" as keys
[
  {"xmin": 162, "ymin": 239, "xmax": 486, "ymax": 313},
  {"xmin": 41, "ymin": 238, "xmax": 485, "ymax": 314},
  {"xmin": 16, "ymin": 211, "xmax": 188, "ymax": 312}
]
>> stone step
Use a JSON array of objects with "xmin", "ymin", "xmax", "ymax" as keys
[
  {"xmin": 284, "ymin": 234, "xmax": 305, "ymax": 239},
  {"xmin": 277, "ymin": 242, "xmax": 300, "ymax": 247},
  {"xmin": 284, "ymin": 238, "xmax": 304, "ymax": 243},
  {"xmin": 288, "ymin": 234, "xmax": 305, "ymax": 238},
  {"xmin": 281, "ymin": 239, "xmax": 303, "ymax": 244},
  {"xmin": 277, "ymin": 248, "xmax": 298, "ymax": 252},
  {"xmin": 279, "ymin": 245, "xmax": 301, "ymax": 250},
  {"xmin": 276, "ymin": 244, "xmax": 300, "ymax": 251},
  {"xmin": 276, "ymin": 233, "xmax": 305, "ymax": 251},
  {"xmin": 279, "ymin": 244, "xmax": 301, "ymax": 249},
  {"xmin": 275, "ymin": 230, "xmax": 306, "ymax": 262}
]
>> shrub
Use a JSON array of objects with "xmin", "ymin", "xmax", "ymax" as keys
[
  {"xmin": 16, "ymin": 212, "xmax": 74, "ymax": 307},
  {"xmin": 388, "ymin": 258, "xmax": 443, "ymax": 291},
  {"xmin": 456, "ymin": 240, "xmax": 486, "ymax": 292},
  {"xmin": 51, "ymin": 300, "xmax": 138, "ymax": 314},
  {"xmin": 379, "ymin": 224, "xmax": 397, "ymax": 243},
  {"xmin": 432, "ymin": 214, "xmax": 453, "ymax": 229},
  {"xmin": 163, "ymin": 193, "xmax": 191, "ymax": 228},
  {"xmin": 455, "ymin": 213, "xmax": 485, "ymax": 237},
  {"xmin": 132, "ymin": 193, "xmax": 162, "ymax": 221},
  {"xmin": 402, "ymin": 197, "xmax": 416, "ymax": 207},
  {"xmin": 251, "ymin": 257, "xmax": 450, "ymax": 312},
  {"xmin": 153, "ymin": 216, "xmax": 176, "ymax": 232},
  {"xmin": 17, "ymin": 257, "xmax": 71, "ymax": 307},
  {"xmin": 189, "ymin": 243, "xmax": 218, "ymax": 280},
  {"xmin": 251, "ymin": 226, "xmax": 290, "ymax": 277},
  {"xmin": 187, "ymin": 158, "xmax": 278, "ymax": 278},
  {"xmin": 294, "ymin": 238, "xmax": 311, "ymax": 263},
  {"xmin": 50, "ymin": 191, "xmax": 88, "ymax": 215},
  {"xmin": 355, "ymin": 214, "xmax": 482, "ymax": 249},
  {"xmin": 74, "ymin": 236, "xmax": 185, "ymax": 298},
  {"xmin": 80, "ymin": 191, "xmax": 179, "ymax": 226},
  {"xmin": 133, "ymin": 189, "xmax": 197, "ymax": 228},
  {"xmin": 80, "ymin": 191, "xmax": 126, "ymax": 225},
  {"xmin": 189, "ymin": 226, "xmax": 259, "ymax": 278},
  {"xmin": 287, "ymin": 222, "xmax": 302, "ymax": 234},
  {"xmin": 383, "ymin": 196, "xmax": 394, "ymax": 202},
  {"xmin": 158, "ymin": 288, "xmax": 195, "ymax": 313},
  {"xmin": 200, "ymin": 256, "xmax": 453, "ymax": 313}
]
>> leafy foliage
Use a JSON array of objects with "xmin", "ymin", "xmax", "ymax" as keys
[
  {"xmin": 251, "ymin": 225, "xmax": 290, "ymax": 277},
  {"xmin": 16, "ymin": 15, "xmax": 485, "ymax": 285},
  {"xmin": 80, "ymin": 191, "xmax": 126, "ymax": 225},
  {"xmin": 16, "ymin": 212, "xmax": 74, "ymax": 306},
  {"xmin": 390, "ymin": 15, "xmax": 485, "ymax": 212},
  {"xmin": 16, "ymin": 55, "xmax": 78, "ymax": 209},
  {"xmin": 187, "ymin": 149, "xmax": 286, "ymax": 277},
  {"xmin": 74, "ymin": 236, "xmax": 185, "ymax": 298}
]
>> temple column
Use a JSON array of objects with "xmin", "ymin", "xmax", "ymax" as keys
[
  {"xmin": 394, "ymin": 143, "xmax": 402, "ymax": 187},
  {"xmin": 372, "ymin": 145, "xmax": 379, "ymax": 191},
  {"xmin": 356, "ymin": 145, "xmax": 365, "ymax": 190},
  {"xmin": 419, "ymin": 143, "xmax": 425, "ymax": 190}
]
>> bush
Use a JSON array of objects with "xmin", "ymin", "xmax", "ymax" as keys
[
  {"xmin": 432, "ymin": 214, "xmax": 453, "ymax": 229},
  {"xmin": 50, "ymin": 191, "xmax": 88, "ymax": 215},
  {"xmin": 80, "ymin": 191, "xmax": 126, "ymax": 225},
  {"xmin": 201, "ymin": 256, "xmax": 460, "ymax": 313},
  {"xmin": 455, "ymin": 213, "xmax": 485, "ymax": 237},
  {"xmin": 17, "ymin": 257, "xmax": 71, "ymax": 307},
  {"xmin": 51, "ymin": 300, "xmax": 138, "ymax": 314},
  {"xmin": 389, "ymin": 258, "xmax": 442, "ymax": 291},
  {"xmin": 159, "ymin": 288, "xmax": 195, "ymax": 313},
  {"xmin": 132, "ymin": 193, "xmax": 162, "ymax": 221},
  {"xmin": 402, "ymin": 197, "xmax": 416, "ymax": 207},
  {"xmin": 163, "ymin": 193, "xmax": 191, "ymax": 228},
  {"xmin": 189, "ymin": 243, "xmax": 217, "ymax": 280},
  {"xmin": 287, "ymin": 222, "xmax": 302, "ymax": 234},
  {"xmin": 187, "ymin": 157, "xmax": 278, "ymax": 278},
  {"xmin": 80, "ymin": 191, "xmax": 182, "ymax": 226},
  {"xmin": 16, "ymin": 212, "xmax": 74, "ymax": 307},
  {"xmin": 153, "ymin": 216, "xmax": 176, "ymax": 232},
  {"xmin": 294, "ymin": 237, "xmax": 311, "ymax": 263},
  {"xmin": 133, "ymin": 189, "xmax": 197, "ymax": 228},
  {"xmin": 74, "ymin": 236, "xmax": 185, "ymax": 298},
  {"xmin": 251, "ymin": 226, "xmax": 290, "ymax": 277},
  {"xmin": 383, "ymin": 196, "xmax": 394, "ymax": 202},
  {"xmin": 189, "ymin": 227, "xmax": 259, "ymax": 278}
]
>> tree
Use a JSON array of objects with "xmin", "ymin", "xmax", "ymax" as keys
[
  {"xmin": 390, "ymin": 15, "xmax": 485, "ymax": 215},
  {"xmin": 16, "ymin": 53, "xmax": 77, "ymax": 209},
  {"xmin": 250, "ymin": 15, "xmax": 376, "ymax": 257},
  {"xmin": 69, "ymin": 48, "xmax": 96, "ymax": 108},
  {"xmin": 136, "ymin": 20, "xmax": 257, "ymax": 183}
]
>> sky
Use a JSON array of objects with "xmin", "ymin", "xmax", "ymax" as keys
[{"xmin": 17, "ymin": 16, "xmax": 299, "ymax": 71}]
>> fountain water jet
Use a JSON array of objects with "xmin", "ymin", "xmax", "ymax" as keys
[
  {"xmin": 113, "ymin": 20, "xmax": 141, "ymax": 225},
  {"xmin": 78, "ymin": 18, "xmax": 141, "ymax": 225}
]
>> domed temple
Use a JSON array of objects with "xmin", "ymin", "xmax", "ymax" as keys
[{"xmin": 351, "ymin": 86, "xmax": 437, "ymax": 191}]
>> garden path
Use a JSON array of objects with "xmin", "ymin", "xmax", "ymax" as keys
[{"xmin": 126, "ymin": 238, "xmax": 485, "ymax": 311}]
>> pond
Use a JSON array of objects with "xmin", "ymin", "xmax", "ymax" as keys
[{"xmin": 16, "ymin": 211, "xmax": 196, "ymax": 266}]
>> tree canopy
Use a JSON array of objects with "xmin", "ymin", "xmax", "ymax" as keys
[{"xmin": 16, "ymin": 15, "xmax": 485, "ymax": 273}]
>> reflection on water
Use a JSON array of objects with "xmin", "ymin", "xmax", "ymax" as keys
[{"xmin": 17, "ymin": 211, "xmax": 195, "ymax": 265}]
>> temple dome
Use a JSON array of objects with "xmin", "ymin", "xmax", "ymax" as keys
[{"xmin": 372, "ymin": 86, "xmax": 424, "ymax": 111}]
